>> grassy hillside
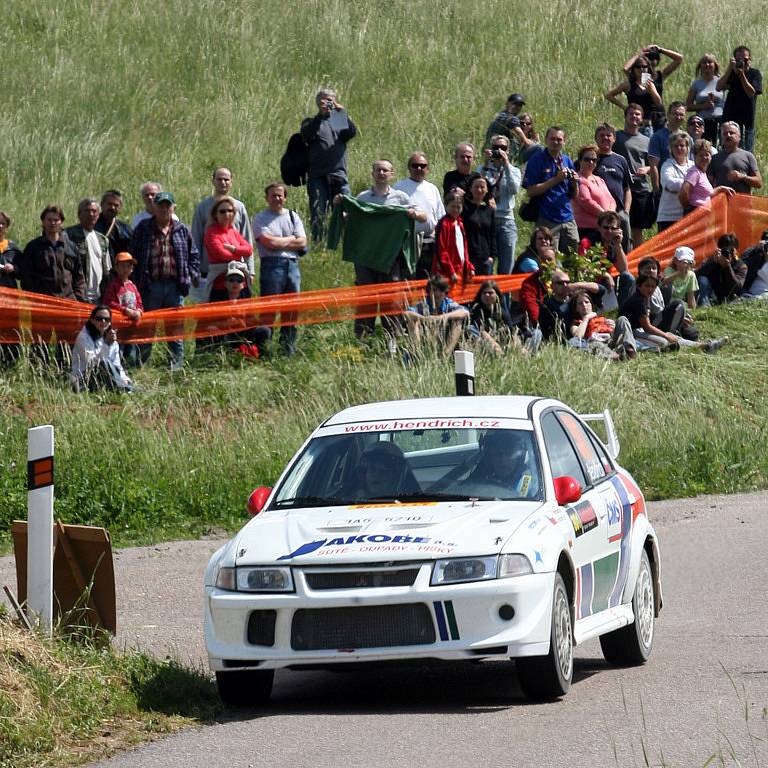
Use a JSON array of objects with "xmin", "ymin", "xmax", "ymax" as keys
[
  {"xmin": 2, "ymin": 0, "xmax": 766, "ymax": 239},
  {"xmin": 1, "ymin": 1, "xmax": 768, "ymax": 547}
]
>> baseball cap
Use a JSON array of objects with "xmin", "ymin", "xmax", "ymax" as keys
[
  {"xmin": 507, "ymin": 93, "xmax": 525, "ymax": 105},
  {"xmin": 155, "ymin": 191, "xmax": 175, "ymax": 205},
  {"xmin": 674, "ymin": 246, "xmax": 695, "ymax": 263},
  {"xmin": 687, "ymin": 115, "xmax": 704, "ymax": 126},
  {"xmin": 115, "ymin": 251, "xmax": 136, "ymax": 265},
  {"xmin": 226, "ymin": 260, "xmax": 247, "ymax": 279}
]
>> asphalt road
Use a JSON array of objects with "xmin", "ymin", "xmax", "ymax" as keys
[{"xmin": 3, "ymin": 492, "xmax": 767, "ymax": 767}]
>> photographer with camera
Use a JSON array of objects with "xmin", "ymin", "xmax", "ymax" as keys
[
  {"xmin": 484, "ymin": 94, "xmax": 541, "ymax": 164},
  {"xmin": 696, "ymin": 233, "xmax": 747, "ymax": 305},
  {"xmin": 717, "ymin": 47, "xmax": 762, "ymax": 152},
  {"xmin": 522, "ymin": 127, "xmax": 579, "ymax": 255},
  {"xmin": 301, "ymin": 88, "xmax": 357, "ymax": 243},
  {"xmin": 479, "ymin": 135, "xmax": 522, "ymax": 277}
]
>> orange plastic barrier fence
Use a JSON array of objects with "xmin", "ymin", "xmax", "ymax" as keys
[{"xmin": 2, "ymin": 193, "xmax": 765, "ymax": 345}]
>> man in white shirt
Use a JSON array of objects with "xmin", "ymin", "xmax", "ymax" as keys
[
  {"xmin": 131, "ymin": 181, "xmax": 164, "ymax": 229},
  {"xmin": 394, "ymin": 152, "xmax": 445, "ymax": 278},
  {"xmin": 191, "ymin": 167, "xmax": 253, "ymax": 293},
  {"xmin": 65, "ymin": 198, "xmax": 112, "ymax": 303}
]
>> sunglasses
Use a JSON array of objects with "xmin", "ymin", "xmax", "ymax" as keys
[
  {"xmin": 581, "ymin": 156, "xmax": 598, "ymax": 163},
  {"xmin": 217, "ymin": 208, "xmax": 235, "ymax": 214},
  {"xmin": 491, "ymin": 145, "xmax": 508, "ymax": 151},
  {"xmin": 226, "ymin": 276, "xmax": 244, "ymax": 283},
  {"xmin": 93, "ymin": 316, "xmax": 111, "ymax": 323},
  {"xmin": 410, "ymin": 163, "xmax": 428, "ymax": 169}
]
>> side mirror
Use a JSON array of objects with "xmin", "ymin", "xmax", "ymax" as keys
[
  {"xmin": 553, "ymin": 476, "xmax": 582, "ymax": 506},
  {"xmin": 247, "ymin": 486, "xmax": 272, "ymax": 516}
]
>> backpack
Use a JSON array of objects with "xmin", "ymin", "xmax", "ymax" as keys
[{"xmin": 280, "ymin": 133, "xmax": 309, "ymax": 187}]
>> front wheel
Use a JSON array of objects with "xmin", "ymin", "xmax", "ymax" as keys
[
  {"xmin": 600, "ymin": 548, "xmax": 655, "ymax": 665},
  {"xmin": 216, "ymin": 668, "xmax": 274, "ymax": 707},
  {"xmin": 517, "ymin": 572, "xmax": 573, "ymax": 699}
]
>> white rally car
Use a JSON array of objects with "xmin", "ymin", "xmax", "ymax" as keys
[{"xmin": 204, "ymin": 396, "xmax": 661, "ymax": 704}]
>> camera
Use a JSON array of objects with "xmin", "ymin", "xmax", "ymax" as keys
[
  {"xmin": 491, "ymin": 149, "xmax": 502, "ymax": 158},
  {"xmin": 324, "ymin": 99, "xmax": 335, "ymax": 109},
  {"xmin": 735, "ymin": 60, "xmax": 746, "ymax": 70},
  {"xmin": 648, "ymin": 45, "xmax": 660, "ymax": 55}
]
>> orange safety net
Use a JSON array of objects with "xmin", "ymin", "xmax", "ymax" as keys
[{"xmin": 1, "ymin": 192, "xmax": 765, "ymax": 345}]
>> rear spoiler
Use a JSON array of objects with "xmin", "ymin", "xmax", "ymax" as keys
[{"xmin": 579, "ymin": 409, "xmax": 620, "ymax": 460}]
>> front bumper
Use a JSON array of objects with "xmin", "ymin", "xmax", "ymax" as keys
[{"xmin": 205, "ymin": 563, "xmax": 555, "ymax": 671}]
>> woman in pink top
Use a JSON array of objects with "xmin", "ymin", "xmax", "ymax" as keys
[
  {"xmin": 572, "ymin": 144, "xmax": 616, "ymax": 243},
  {"xmin": 679, "ymin": 139, "xmax": 734, "ymax": 213},
  {"xmin": 204, "ymin": 196, "xmax": 254, "ymax": 300}
]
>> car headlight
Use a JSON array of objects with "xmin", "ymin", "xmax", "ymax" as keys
[
  {"xmin": 431, "ymin": 556, "xmax": 498, "ymax": 585},
  {"xmin": 498, "ymin": 554, "xmax": 533, "ymax": 578},
  {"xmin": 215, "ymin": 566, "xmax": 295, "ymax": 592},
  {"xmin": 431, "ymin": 554, "xmax": 533, "ymax": 585}
]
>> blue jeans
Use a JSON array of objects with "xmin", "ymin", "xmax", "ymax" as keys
[
  {"xmin": 260, "ymin": 257, "xmax": 301, "ymax": 355},
  {"xmin": 140, "ymin": 279, "xmax": 184, "ymax": 366},
  {"xmin": 308, "ymin": 175, "xmax": 350, "ymax": 242},
  {"xmin": 495, "ymin": 216, "xmax": 518, "ymax": 275},
  {"xmin": 697, "ymin": 274, "xmax": 714, "ymax": 306}
]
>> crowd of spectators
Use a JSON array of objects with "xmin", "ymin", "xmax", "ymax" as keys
[{"xmin": 0, "ymin": 44, "xmax": 766, "ymax": 387}]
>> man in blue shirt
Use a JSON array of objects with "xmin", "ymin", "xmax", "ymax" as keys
[{"xmin": 522, "ymin": 127, "xmax": 579, "ymax": 255}]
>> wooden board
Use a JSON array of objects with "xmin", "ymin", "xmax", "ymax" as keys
[{"xmin": 11, "ymin": 521, "xmax": 116, "ymax": 634}]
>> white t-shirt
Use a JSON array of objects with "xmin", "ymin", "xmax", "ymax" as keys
[
  {"xmin": 85, "ymin": 231, "xmax": 103, "ymax": 302},
  {"xmin": 393, "ymin": 178, "xmax": 445, "ymax": 238}
]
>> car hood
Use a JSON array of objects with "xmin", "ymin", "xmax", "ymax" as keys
[{"xmin": 233, "ymin": 500, "xmax": 545, "ymax": 565}]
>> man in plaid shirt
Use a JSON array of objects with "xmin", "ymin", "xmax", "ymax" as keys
[{"xmin": 130, "ymin": 191, "xmax": 200, "ymax": 370}]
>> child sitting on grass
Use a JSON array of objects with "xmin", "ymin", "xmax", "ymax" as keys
[{"xmin": 662, "ymin": 246, "xmax": 699, "ymax": 309}]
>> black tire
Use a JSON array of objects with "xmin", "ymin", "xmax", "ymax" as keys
[
  {"xmin": 517, "ymin": 573, "xmax": 573, "ymax": 700},
  {"xmin": 600, "ymin": 549, "xmax": 655, "ymax": 665},
  {"xmin": 215, "ymin": 668, "xmax": 274, "ymax": 707}
]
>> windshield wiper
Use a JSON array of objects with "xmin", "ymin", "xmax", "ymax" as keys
[
  {"xmin": 274, "ymin": 495, "xmax": 352, "ymax": 508},
  {"xmin": 390, "ymin": 492, "xmax": 499, "ymax": 502}
]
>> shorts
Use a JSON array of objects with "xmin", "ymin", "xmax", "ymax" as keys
[{"xmin": 629, "ymin": 190, "xmax": 657, "ymax": 230}]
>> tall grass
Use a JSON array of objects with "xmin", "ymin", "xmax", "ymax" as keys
[{"xmin": 1, "ymin": 0, "xmax": 766, "ymax": 241}]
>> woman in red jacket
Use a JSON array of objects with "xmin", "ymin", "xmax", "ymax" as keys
[
  {"xmin": 204, "ymin": 196, "xmax": 254, "ymax": 301},
  {"xmin": 431, "ymin": 192, "xmax": 475, "ymax": 284}
]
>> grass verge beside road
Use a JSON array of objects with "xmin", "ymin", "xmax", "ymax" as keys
[{"xmin": 0, "ymin": 612, "xmax": 219, "ymax": 768}]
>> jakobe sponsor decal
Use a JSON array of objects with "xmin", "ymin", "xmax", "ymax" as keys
[{"xmin": 278, "ymin": 533, "xmax": 456, "ymax": 560}]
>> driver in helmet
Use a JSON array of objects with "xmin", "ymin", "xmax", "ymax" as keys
[
  {"xmin": 466, "ymin": 430, "xmax": 535, "ymax": 496},
  {"xmin": 350, "ymin": 441, "xmax": 418, "ymax": 500}
]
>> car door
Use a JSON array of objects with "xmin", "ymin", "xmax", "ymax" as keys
[
  {"xmin": 553, "ymin": 411, "xmax": 632, "ymax": 618},
  {"xmin": 540, "ymin": 410, "xmax": 619, "ymax": 622}
]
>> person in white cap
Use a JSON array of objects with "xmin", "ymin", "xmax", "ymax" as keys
[{"xmin": 662, "ymin": 246, "xmax": 699, "ymax": 309}]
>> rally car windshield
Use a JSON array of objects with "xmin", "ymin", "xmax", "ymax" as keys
[{"xmin": 272, "ymin": 427, "xmax": 543, "ymax": 508}]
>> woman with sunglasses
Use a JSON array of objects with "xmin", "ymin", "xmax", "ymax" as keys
[
  {"xmin": 203, "ymin": 196, "xmax": 253, "ymax": 301},
  {"xmin": 70, "ymin": 305, "xmax": 132, "ymax": 392},
  {"xmin": 686, "ymin": 54, "xmax": 724, "ymax": 144},
  {"xmin": 572, "ymin": 144, "xmax": 616, "ymax": 243},
  {"xmin": 607, "ymin": 46, "xmax": 681, "ymax": 133}
]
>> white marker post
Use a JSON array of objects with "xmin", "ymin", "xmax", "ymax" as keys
[
  {"xmin": 27, "ymin": 425, "xmax": 54, "ymax": 633},
  {"xmin": 454, "ymin": 350, "xmax": 475, "ymax": 396}
]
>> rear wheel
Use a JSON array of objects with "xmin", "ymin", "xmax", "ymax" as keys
[
  {"xmin": 215, "ymin": 668, "xmax": 274, "ymax": 707},
  {"xmin": 600, "ymin": 549, "xmax": 654, "ymax": 665},
  {"xmin": 517, "ymin": 573, "xmax": 573, "ymax": 699}
]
